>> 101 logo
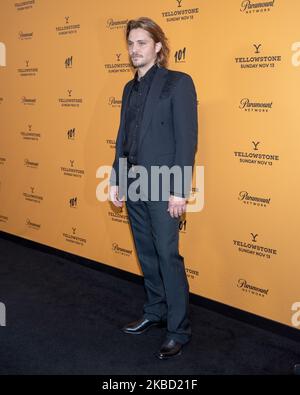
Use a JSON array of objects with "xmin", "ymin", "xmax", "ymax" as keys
[{"xmin": 174, "ymin": 47, "xmax": 186, "ymax": 63}]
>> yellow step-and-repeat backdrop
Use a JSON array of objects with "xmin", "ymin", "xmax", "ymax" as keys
[{"xmin": 1, "ymin": 0, "xmax": 300, "ymax": 330}]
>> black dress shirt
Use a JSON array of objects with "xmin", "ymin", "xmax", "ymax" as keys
[{"xmin": 123, "ymin": 63, "xmax": 158, "ymax": 164}]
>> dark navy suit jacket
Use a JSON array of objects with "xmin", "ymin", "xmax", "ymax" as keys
[{"xmin": 110, "ymin": 66, "xmax": 198, "ymax": 199}]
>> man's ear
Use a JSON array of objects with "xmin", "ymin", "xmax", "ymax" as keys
[{"xmin": 155, "ymin": 41, "xmax": 162, "ymax": 54}]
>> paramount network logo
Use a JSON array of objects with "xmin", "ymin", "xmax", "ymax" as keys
[
  {"xmin": 18, "ymin": 31, "xmax": 33, "ymax": 40},
  {"xmin": 112, "ymin": 242, "xmax": 132, "ymax": 256},
  {"xmin": 240, "ymin": 0, "xmax": 275, "ymax": 13},
  {"xmin": 237, "ymin": 279, "xmax": 269, "ymax": 297},
  {"xmin": 106, "ymin": 18, "xmax": 128, "ymax": 29},
  {"xmin": 108, "ymin": 97, "xmax": 122, "ymax": 107},
  {"xmin": 238, "ymin": 191, "xmax": 271, "ymax": 207},
  {"xmin": 239, "ymin": 98, "xmax": 273, "ymax": 112}
]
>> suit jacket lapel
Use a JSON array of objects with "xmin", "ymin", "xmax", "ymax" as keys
[
  {"xmin": 120, "ymin": 80, "xmax": 134, "ymax": 132},
  {"xmin": 138, "ymin": 66, "xmax": 168, "ymax": 150}
]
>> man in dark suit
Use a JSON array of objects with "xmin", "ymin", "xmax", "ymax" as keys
[{"xmin": 109, "ymin": 17, "xmax": 198, "ymax": 359}]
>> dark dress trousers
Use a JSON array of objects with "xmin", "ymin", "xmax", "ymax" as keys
[{"xmin": 110, "ymin": 65, "xmax": 198, "ymax": 345}]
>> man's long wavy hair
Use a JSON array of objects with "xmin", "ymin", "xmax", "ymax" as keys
[{"xmin": 125, "ymin": 17, "xmax": 170, "ymax": 68}]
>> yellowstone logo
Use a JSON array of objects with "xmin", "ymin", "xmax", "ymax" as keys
[
  {"xmin": 234, "ymin": 141, "xmax": 280, "ymax": 166},
  {"xmin": 58, "ymin": 90, "xmax": 83, "ymax": 108},
  {"xmin": 104, "ymin": 54, "xmax": 131, "ymax": 74},
  {"xmin": 185, "ymin": 267, "xmax": 199, "ymax": 280},
  {"xmin": 62, "ymin": 228, "xmax": 87, "ymax": 246},
  {"xmin": 254, "ymin": 44, "xmax": 261, "ymax": 54},
  {"xmin": 14, "ymin": 0, "xmax": 35, "ymax": 11},
  {"xmin": 23, "ymin": 187, "xmax": 43, "ymax": 204},
  {"xmin": 106, "ymin": 139, "xmax": 116, "ymax": 149},
  {"xmin": 17, "ymin": 60, "xmax": 38, "ymax": 77},
  {"xmin": 60, "ymin": 160, "xmax": 85, "ymax": 178},
  {"xmin": 21, "ymin": 124, "xmax": 41, "ymax": 141},
  {"xmin": 162, "ymin": 0, "xmax": 199, "ymax": 23},
  {"xmin": 233, "ymin": 233, "xmax": 277, "ymax": 259},
  {"xmin": 108, "ymin": 210, "xmax": 129, "ymax": 225},
  {"xmin": 56, "ymin": 17, "xmax": 81, "ymax": 36},
  {"xmin": 235, "ymin": 44, "xmax": 282, "ymax": 69}
]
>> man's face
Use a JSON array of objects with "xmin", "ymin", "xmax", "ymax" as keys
[{"xmin": 127, "ymin": 28, "xmax": 161, "ymax": 69}]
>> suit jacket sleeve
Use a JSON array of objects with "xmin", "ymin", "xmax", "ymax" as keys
[
  {"xmin": 109, "ymin": 82, "xmax": 129, "ymax": 186},
  {"xmin": 171, "ymin": 74, "xmax": 198, "ymax": 198}
]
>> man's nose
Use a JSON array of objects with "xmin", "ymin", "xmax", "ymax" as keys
[{"xmin": 131, "ymin": 43, "xmax": 139, "ymax": 53}]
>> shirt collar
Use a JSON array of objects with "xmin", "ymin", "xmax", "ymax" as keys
[{"xmin": 134, "ymin": 63, "xmax": 158, "ymax": 85}]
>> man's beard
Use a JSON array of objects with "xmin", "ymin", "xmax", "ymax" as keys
[{"xmin": 131, "ymin": 57, "xmax": 146, "ymax": 68}]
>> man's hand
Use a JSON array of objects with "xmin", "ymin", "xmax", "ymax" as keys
[
  {"xmin": 109, "ymin": 185, "xmax": 124, "ymax": 208},
  {"xmin": 168, "ymin": 195, "xmax": 187, "ymax": 218}
]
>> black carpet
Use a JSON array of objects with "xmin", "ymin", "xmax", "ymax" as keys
[{"xmin": 0, "ymin": 234, "xmax": 299, "ymax": 375}]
